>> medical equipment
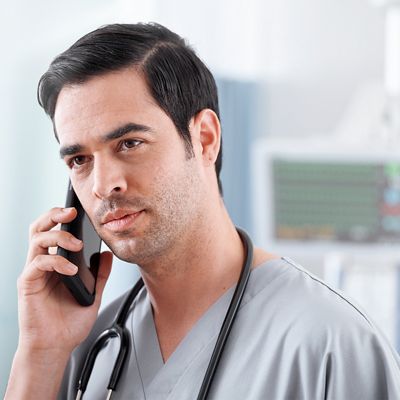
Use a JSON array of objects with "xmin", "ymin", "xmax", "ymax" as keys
[
  {"xmin": 75, "ymin": 228, "xmax": 253, "ymax": 400},
  {"xmin": 251, "ymin": 136, "xmax": 400, "ymax": 255}
]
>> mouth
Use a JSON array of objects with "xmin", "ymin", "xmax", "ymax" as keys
[{"xmin": 102, "ymin": 210, "xmax": 144, "ymax": 232}]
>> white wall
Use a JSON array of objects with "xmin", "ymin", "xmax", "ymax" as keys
[{"xmin": 154, "ymin": 0, "xmax": 385, "ymax": 137}]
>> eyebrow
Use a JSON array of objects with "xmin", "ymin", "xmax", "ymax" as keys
[{"xmin": 59, "ymin": 122, "xmax": 153, "ymax": 158}]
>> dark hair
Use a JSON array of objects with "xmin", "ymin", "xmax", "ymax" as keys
[{"xmin": 37, "ymin": 23, "xmax": 222, "ymax": 193}]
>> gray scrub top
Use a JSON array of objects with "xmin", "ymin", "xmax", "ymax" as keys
[{"xmin": 58, "ymin": 258, "xmax": 400, "ymax": 399}]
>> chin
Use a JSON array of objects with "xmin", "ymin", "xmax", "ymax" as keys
[{"xmin": 105, "ymin": 238, "xmax": 137, "ymax": 263}]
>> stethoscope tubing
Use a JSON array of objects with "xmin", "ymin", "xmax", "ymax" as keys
[
  {"xmin": 76, "ymin": 227, "xmax": 253, "ymax": 399},
  {"xmin": 76, "ymin": 279, "xmax": 144, "ymax": 398},
  {"xmin": 196, "ymin": 228, "xmax": 253, "ymax": 399}
]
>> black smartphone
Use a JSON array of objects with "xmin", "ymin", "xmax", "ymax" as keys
[{"xmin": 57, "ymin": 181, "xmax": 102, "ymax": 306}]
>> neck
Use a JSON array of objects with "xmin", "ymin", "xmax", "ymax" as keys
[
  {"xmin": 143, "ymin": 213, "xmax": 244, "ymax": 316},
  {"xmin": 138, "ymin": 202, "xmax": 245, "ymax": 361}
]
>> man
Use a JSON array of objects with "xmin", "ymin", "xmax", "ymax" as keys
[{"xmin": 5, "ymin": 23, "xmax": 400, "ymax": 399}]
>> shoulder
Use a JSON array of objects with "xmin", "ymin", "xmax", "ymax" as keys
[
  {"xmin": 244, "ymin": 257, "xmax": 393, "ymax": 348},
  {"xmin": 236, "ymin": 258, "xmax": 400, "ymax": 394},
  {"xmin": 280, "ymin": 257, "xmax": 374, "ymax": 329}
]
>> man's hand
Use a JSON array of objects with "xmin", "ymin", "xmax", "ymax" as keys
[{"xmin": 5, "ymin": 207, "xmax": 113, "ymax": 399}]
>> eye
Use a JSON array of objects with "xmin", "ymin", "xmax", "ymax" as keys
[
  {"xmin": 67, "ymin": 155, "xmax": 90, "ymax": 169},
  {"xmin": 121, "ymin": 139, "xmax": 143, "ymax": 150}
]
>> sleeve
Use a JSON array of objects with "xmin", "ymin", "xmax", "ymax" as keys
[
  {"xmin": 324, "ymin": 320, "xmax": 400, "ymax": 400},
  {"xmin": 284, "ymin": 260, "xmax": 400, "ymax": 400}
]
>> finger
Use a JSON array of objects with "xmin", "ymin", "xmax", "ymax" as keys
[
  {"xmin": 26, "ymin": 230, "xmax": 83, "ymax": 265},
  {"xmin": 29, "ymin": 207, "xmax": 77, "ymax": 238},
  {"xmin": 21, "ymin": 255, "xmax": 78, "ymax": 285},
  {"xmin": 93, "ymin": 251, "xmax": 113, "ymax": 307}
]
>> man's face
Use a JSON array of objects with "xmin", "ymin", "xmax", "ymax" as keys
[{"xmin": 54, "ymin": 68, "xmax": 206, "ymax": 267}]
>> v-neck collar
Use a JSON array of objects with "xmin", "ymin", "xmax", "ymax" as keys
[
  {"xmin": 131, "ymin": 283, "xmax": 235, "ymax": 398},
  {"xmin": 130, "ymin": 288, "xmax": 164, "ymax": 388},
  {"xmin": 130, "ymin": 258, "xmax": 286, "ymax": 398}
]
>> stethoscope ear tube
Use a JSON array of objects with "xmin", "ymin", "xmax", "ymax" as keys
[
  {"xmin": 76, "ymin": 279, "xmax": 145, "ymax": 399},
  {"xmin": 76, "ymin": 325, "xmax": 130, "ymax": 398},
  {"xmin": 196, "ymin": 228, "xmax": 253, "ymax": 400},
  {"xmin": 107, "ymin": 326, "xmax": 130, "ymax": 391}
]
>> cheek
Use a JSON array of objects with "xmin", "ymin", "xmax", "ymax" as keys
[
  {"xmin": 152, "ymin": 159, "xmax": 203, "ymax": 206},
  {"xmin": 138, "ymin": 152, "xmax": 182, "ymax": 186}
]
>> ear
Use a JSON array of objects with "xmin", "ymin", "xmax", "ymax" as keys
[{"xmin": 190, "ymin": 109, "xmax": 221, "ymax": 167}]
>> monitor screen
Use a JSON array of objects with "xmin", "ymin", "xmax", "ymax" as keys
[{"xmin": 272, "ymin": 160, "xmax": 400, "ymax": 244}]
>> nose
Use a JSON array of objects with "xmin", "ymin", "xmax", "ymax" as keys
[{"xmin": 92, "ymin": 157, "xmax": 127, "ymax": 199}]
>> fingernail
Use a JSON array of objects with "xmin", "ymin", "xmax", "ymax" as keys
[
  {"xmin": 67, "ymin": 264, "xmax": 78, "ymax": 273},
  {"xmin": 57, "ymin": 208, "xmax": 73, "ymax": 216},
  {"xmin": 71, "ymin": 237, "xmax": 82, "ymax": 245}
]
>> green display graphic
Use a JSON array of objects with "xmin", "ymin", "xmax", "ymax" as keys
[{"xmin": 273, "ymin": 160, "xmax": 400, "ymax": 243}]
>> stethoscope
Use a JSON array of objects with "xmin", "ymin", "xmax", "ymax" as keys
[{"xmin": 76, "ymin": 228, "xmax": 253, "ymax": 400}]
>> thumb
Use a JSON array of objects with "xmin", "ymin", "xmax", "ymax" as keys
[{"xmin": 94, "ymin": 251, "xmax": 113, "ymax": 306}]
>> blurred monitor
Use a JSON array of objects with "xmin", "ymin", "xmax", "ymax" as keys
[{"xmin": 251, "ymin": 137, "xmax": 400, "ymax": 255}]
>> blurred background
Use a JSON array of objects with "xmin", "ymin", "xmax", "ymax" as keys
[{"xmin": 2, "ymin": 0, "xmax": 400, "ymax": 393}]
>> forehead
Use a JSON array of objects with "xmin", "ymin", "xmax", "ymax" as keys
[{"xmin": 53, "ymin": 69, "xmax": 167, "ymax": 144}]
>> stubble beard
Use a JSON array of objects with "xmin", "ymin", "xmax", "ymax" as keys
[{"xmin": 101, "ymin": 159, "xmax": 204, "ymax": 271}]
